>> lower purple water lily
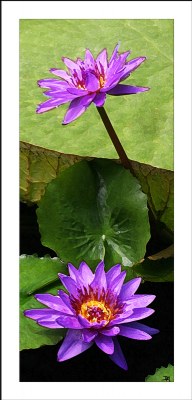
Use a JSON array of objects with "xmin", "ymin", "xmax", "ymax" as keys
[{"xmin": 24, "ymin": 261, "xmax": 159, "ymax": 370}]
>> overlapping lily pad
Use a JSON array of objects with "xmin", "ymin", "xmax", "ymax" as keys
[
  {"xmin": 37, "ymin": 160, "xmax": 150, "ymax": 268},
  {"xmin": 133, "ymin": 256, "xmax": 174, "ymax": 282},
  {"xmin": 20, "ymin": 141, "xmax": 83, "ymax": 203},
  {"xmin": 20, "ymin": 255, "xmax": 66, "ymax": 350},
  {"xmin": 20, "ymin": 19, "xmax": 173, "ymax": 170}
]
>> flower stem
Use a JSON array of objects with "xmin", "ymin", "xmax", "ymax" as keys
[{"xmin": 97, "ymin": 106, "xmax": 133, "ymax": 171}]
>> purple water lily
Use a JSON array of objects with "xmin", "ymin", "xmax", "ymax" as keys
[
  {"xmin": 24, "ymin": 261, "xmax": 159, "ymax": 370},
  {"xmin": 36, "ymin": 43, "xmax": 149, "ymax": 124}
]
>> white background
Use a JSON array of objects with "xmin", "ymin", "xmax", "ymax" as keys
[{"xmin": 2, "ymin": 1, "xmax": 192, "ymax": 399}]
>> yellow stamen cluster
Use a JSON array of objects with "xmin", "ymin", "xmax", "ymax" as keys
[
  {"xmin": 77, "ymin": 83, "xmax": 86, "ymax": 89},
  {"xmin": 80, "ymin": 300, "xmax": 111, "ymax": 325},
  {"xmin": 99, "ymin": 75, "xmax": 105, "ymax": 88}
]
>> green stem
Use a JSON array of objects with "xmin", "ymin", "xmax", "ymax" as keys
[{"xmin": 97, "ymin": 106, "xmax": 133, "ymax": 171}]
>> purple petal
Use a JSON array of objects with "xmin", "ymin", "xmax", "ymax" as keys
[
  {"xmin": 118, "ymin": 50, "xmax": 131, "ymax": 64},
  {"xmin": 100, "ymin": 71, "xmax": 123, "ymax": 92},
  {"xmin": 109, "ymin": 337, "xmax": 128, "ymax": 370},
  {"xmin": 58, "ymin": 273, "xmax": 78, "ymax": 297},
  {"xmin": 84, "ymin": 49, "xmax": 95, "ymax": 69},
  {"xmin": 43, "ymin": 89, "xmax": 72, "ymax": 98},
  {"xmin": 127, "ymin": 322, "xmax": 159, "ymax": 336},
  {"xmin": 36, "ymin": 96, "xmax": 71, "ymax": 114},
  {"xmin": 85, "ymin": 72, "xmax": 99, "ymax": 92},
  {"xmin": 82, "ymin": 329, "xmax": 98, "ymax": 343},
  {"xmin": 108, "ymin": 51, "xmax": 131, "ymax": 76},
  {"xmin": 118, "ymin": 307, "xmax": 155, "ymax": 324},
  {"xmin": 96, "ymin": 48, "xmax": 108, "ymax": 73},
  {"xmin": 91, "ymin": 321, "xmax": 109, "ymax": 329},
  {"xmin": 110, "ymin": 271, "xmax": 126, "ymax": 295},
  {"xmin": 68, "ymin": 263, "xmax": 80, "ymax": 282},
  {"xmin": 34, "ymin": 294, "xmax": 68, "ymax": 312},
  {"xmin": 62, "ymin": 57, "xmax": 80, "ymax": 73},
  {"xmin": 90, "ymin": 260, "xmax": 107, "ymax": 292},
  {"xmin": 108, "ymin": 310, "xmax": 133, "ymax": 326},
  {"xmin": 50, "ymin": 68, "xmax": 74, "ymax": 84},
  {"xmin": 95, "ymin": 334, "xmax": 114, "ymax": 354},
  {"xmin": 66, "ymin": 87, "xmax": 89, "ymax": 96},
  {"xmin": 106, "ymin": 264, "xmax": 121, "ymax": 286},
  {"xmin": 24, "ymin": 308, "xmax": 61, "ymax": 321},
  {"xmin": 101, "ymin": 326, "xmax": 120, "ymax": 336},
  {"xmin": 57, "ymin": 329, "xmax": 92, "ymax": 362},
  {"xmin": 120, "ymin": 57, "xmax": 146, "ymax": 81},
  {"xmin": 119, "ymin": 325, "xmax": 152, "ymax": 340},
  {"xmin": 57, "ymin": 290, "xmax": 74, "ymax": 314},
  {"xmin": 37, "ymin": 319, "xmax": 62, "ymax": 329},
  {"xmin": 67, "ymin": 265, "xmax": 86, "ymax": 295},
  {"xmin": 119, "ymin": 277, "xmax": 142, "ymax": 301},
  {"xmin": 63, "ymin": 93, "xmax": 95, "ymax": 125},
  {"xmin": 78, "ymin": 315, "xmax": 106, "ymax": 329},
  {"xmin": 109, "ymin": 43, "xmax": 120, "ymax": 64},
  {"xmin": 93, "ymin": 92, "xmax": 106, "ymax": 107},
  {"xmin": 76, "ymin": 57, "xmax": 84, "ymax": 68},
  {"xmin": 124, "ymin": 294, "xmax": 156, "ymax": 308},
  {"xmin": 107, "ymin": 84, "xmax": 149, "ymax": 96},
  {"xmin": 38, "ymin": 79, "xmax": 69, "ymax": 89},
  {"xmin": 79, "ymin": 261, "xmax": 94, "ymax": 286},
  {"xmin": 77, "ymin": 315, "xmax": 91, "ymax": 328},
  {"xmin": 57, "ymin": 315, "xmax": 83, "ymax": 329}
]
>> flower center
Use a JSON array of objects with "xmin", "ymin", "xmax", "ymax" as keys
[
  {"xmin": 77, "ymin": 83, "xmax": 86, "ymax": 90},
  {"xmin": 80, "ymin": 300, "xmax": 111, "ymax": 324},
  {"xmin": 99, "ymin": 75, "xmax": 105, "ymax": 88}
]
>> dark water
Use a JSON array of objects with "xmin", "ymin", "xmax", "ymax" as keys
[{"xmin": 20, "ymin": 202, "xmax": 174, "ymax": 382}]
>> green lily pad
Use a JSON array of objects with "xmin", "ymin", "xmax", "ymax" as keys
[
  {"xmin": 145, "ymin": 364, "xmax": 174, "ymax": 382},
  {"xmin": 126, "ymin": 245, "xmax": 174, "ymax": 283},
  {"xmin": 20, "ymin": 255, "xmax": 67, "ymax": 350},
  {"xmin": 20, "ymin": 19, "xmax": 173, "ymax": 170},
  {"xmin": 132, "ymin": 160, "xmax": 174, "ymax": 232},
  {"xmin": 133, "ymin": 256, "xmax": 174, "ymax": 282},
  {"xmin": 20, "ymin": 142, "xmax": 173, "ymax": 233},
  {"xmin": 20, "ymin": 141, "xmax": 83, "ymax": 203},
  {"xmin": 37, "ymin": 160, "xmax": 150, "ymax": 268}
]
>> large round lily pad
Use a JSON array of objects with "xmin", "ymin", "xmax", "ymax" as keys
[{"xmin": 37, "ymin": 160, "xmax": 150, "ymax": 268}]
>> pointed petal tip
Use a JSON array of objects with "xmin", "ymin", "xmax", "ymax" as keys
[
  {"xmin": 119, "ymin": 361, "xmax": 128, "ymax": 371},
  {"xmin": 36, "ymin": 105, "xmax": 45, "ymax": 114},
  {"xmin": 97, "ymin": 259, "xmax": 105, "ymax": 268},
  {"xmin": 68, "ymin": 262, "xmax": 75, "ymax": 269},
  {"xmin": 58, "ymin": 272, "xmax": 66, "ymax": 282},
  {"xmin": 143, "ymin": 86, "xmax": 150, "ymax": 91}
]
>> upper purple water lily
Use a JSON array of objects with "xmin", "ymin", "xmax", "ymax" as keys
[
  {"xmin": 36, "ymin": 43, "xmax": 149, "ymax": 124},
  {"xmin": 24, "ymin": 261, "xmax": 159, "ymax": 370}
]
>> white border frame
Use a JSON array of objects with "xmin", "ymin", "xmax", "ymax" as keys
[{"xmin": 2, "ymin": 1, "xmax": 192, "ymax": 399}]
